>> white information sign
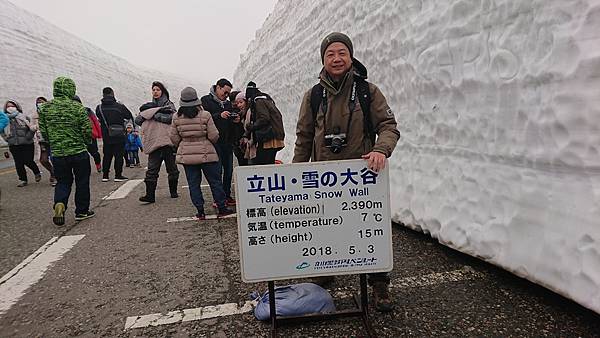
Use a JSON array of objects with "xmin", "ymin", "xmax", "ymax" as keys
[{"xmin": 234, "ymin": 159, "xmax": 393, "ymax": 282}]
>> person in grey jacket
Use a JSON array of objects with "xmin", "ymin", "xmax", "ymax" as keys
[{"xmin": 1, "ymin": 100, "xmax": 41, "ymax": 186}]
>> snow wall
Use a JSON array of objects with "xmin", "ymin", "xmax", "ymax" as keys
[
  {"xmin": 0, "ymin": 0, "xmax": 205, "ymax": 118},
  {"xmin": 234, "ymin": 0, "xmax": 600, "ymax": 314}
]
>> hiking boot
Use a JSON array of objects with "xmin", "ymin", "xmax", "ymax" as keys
[
  {"xmin": 53, "ymin": 202, "xmax": 66, "ymax": 226},
  {"xmin": 168, "ymin": 180, "xmax": 178, "ymax": 198},
  {"xmin": 372, "ymin": 281, "xmax": 394, "ymax": 312},
  {"xmin": 311, "ymin": 276, "xmax": 335, "ymax": 288},
  {"xmin": 139, "ymin": 181, "xmax": 156, "ymax": 204},
  {"xmin": 75, "ymin": 210, "xmax": 96, "ymax": 221},
  {"xmin": 225, "ymin": 197, "xmax": 236, "ymax": 206},
  {"xmin": 217, "ymin": 207, "xmax": 235, "ymax": 218},
  {"xmin": 17, "ymin": 181, "xmax": 27, "ymax": 187},
  {"xmin": 35, "ymin": 173, "xmax": 42, "ymax": 182},
  {"xmin": 95, "ymin": 163, "xmax": 102, "ymax": 173},
  {"xmin": 114, "ymin": 175, "xmax": 128, "ymax": 182},
  {"xmin": 49, "ymin": 176, "xmax": 57, "ymax": 186}
]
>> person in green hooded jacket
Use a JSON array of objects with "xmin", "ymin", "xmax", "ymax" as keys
[{"xmin": 39, "ymin": 76, "xmax": 95, "ymax": 225}]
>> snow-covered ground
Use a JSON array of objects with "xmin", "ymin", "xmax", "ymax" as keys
[
  {"xmin": 234, "ymin": 0, "xmax": 600, "ymax": 313},
  {"xmin": 0, "ymin": 0, "xmax": 206, "ymax": 121}
]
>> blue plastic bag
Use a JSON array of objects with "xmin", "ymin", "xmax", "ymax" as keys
[{"xmin": 251, "ymin": 283, "xmax": 336, "ymax": 320}]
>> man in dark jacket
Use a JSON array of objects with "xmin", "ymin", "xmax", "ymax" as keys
[
  {"xmin": 96, "ymin": 87, "xmax": 133, "ymax": 182},
  {"xmin": 293, "ymin": 32, "xmax": 400, "ymax": 313},
  {"xmin": 201, "ymin": 78, "xmax": 236, "ymax": 205}
]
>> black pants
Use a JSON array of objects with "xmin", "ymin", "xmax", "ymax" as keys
[
  {"xmin": 9, "ymin": 144, "xmax": 40, "ymax": 182},
  {"xmin": 251, "ymin": 146, "xmax": 279, "ymax": 165},
  {"xmin": 102, "ymin": 142, "xmax": 125, "ymax": 176},
  {"xmin": 52, "ymin": 152, "xmax": 91, "ymax": 214},
  {"xmin": 233, "ymin": 144, "xmax": 248, "ymax": 166},
  {"xmin": 145, "ymin": 146, "xmax": 179, "ymax": 183},
  {"xmin": 87, "ymin": 139, "xmax": 101, "ymax": 165}
]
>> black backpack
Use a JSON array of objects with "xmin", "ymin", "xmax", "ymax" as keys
[{"xmin": 309, "ymin": 79, "xmax": 375, "ymax": 143}]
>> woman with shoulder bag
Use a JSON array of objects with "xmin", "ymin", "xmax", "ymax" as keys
[
  {"xmin": 1, "ymin": 100, "xmax": 41, "ymax": 187},
  {"xmin": 170, "ymin": 87, "xmax": 234, "ymax": 220},
  {"xmin": 244, "ymin": 82, "xmax": 284, "ymax": 165}
]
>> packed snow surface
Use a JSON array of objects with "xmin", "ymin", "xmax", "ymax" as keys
[
  {"xmin": 234, "ymin": 0, "xmax": 600, "ymax": 313},
  {"xmin": 0, "ymin": 0, "xmax": 205, "ymax": 119}
]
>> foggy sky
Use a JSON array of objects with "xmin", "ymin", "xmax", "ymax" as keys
[{"xmin": 8, "ymin": 0, "xmax": 277, "ymax": 86}]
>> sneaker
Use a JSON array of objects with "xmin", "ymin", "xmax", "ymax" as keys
[
  {"xmin": 217, "ymin": 207, "xmax": 235, "ymax": 218},
  {"xmin": 114, "ymin": 175, "xmax": 128, "ymax": 182},
  {"xmin": 49, "ymin": 177, "xmax": 57, "ymax": 186},
  {"xmin": 17, "ymin": 181, "xmax": 27, "ymax": 187},
  {"xmin": 52, "ymin": 202, "xmax": 66, "ymax": 226},
  {"xmin": 196, "ymin": 213, "xmax": 206, "ymax": 221},
  {"xmin": 35, "ymin": 173, "xmax": 42, "ymax": 182},
  {"xmin": 139, "ymin": 195, "xmax": 155, "ymax": 204},
  {"xmin": 75, "ymin": 210, "xmax": 95, "ymax": 221},
  {"xmin": 95, "ymin": 163, "xmax": 102, "ymax": 173},
  {"xmin": 226, "ymin": 197, "xmax": 236, "ymax": 206},
  {"xmin": 372, "ymin": 281, "xmax": 394, "ymax": 312},
  {"xmin": 102, "ymin": 174, "xmax": 109, "ymax": 182}
]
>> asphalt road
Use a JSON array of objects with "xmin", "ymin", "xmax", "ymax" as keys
[{"xmin": 0, "ymin": 156, "xmax": 598, "ymax": 337}]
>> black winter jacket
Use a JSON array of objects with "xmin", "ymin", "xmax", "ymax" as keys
[
  {"xmin": 96, "ymin": 96, "xmax": 133, "ymax": 144},
  {"xmin": 201, "ymin": 91, "xmax": 236, "ymax": 144}
]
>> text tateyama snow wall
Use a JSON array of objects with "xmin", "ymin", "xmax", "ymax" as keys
[
  {"xmin": 0, "ymin": 0, "xmax": 205, "ymax": 117},
  {"xmin": 234, "ymin": 0, "xmax": 600, "ymax": 313}
]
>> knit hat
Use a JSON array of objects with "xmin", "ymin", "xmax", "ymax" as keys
[
  {"xmin": 179, "ymin": 87, "xmax": 202, "ymax": 107},
  {"xmin": 320, "ymin": 32, "xmax": 353, "ymax": 63},
  {"xmin": 235, "ymin": 91, "xmax": 246, "ymax": 101},
  {"xmin": 245, "ymin": 81, "xmax": 258, "ymax": 100}
]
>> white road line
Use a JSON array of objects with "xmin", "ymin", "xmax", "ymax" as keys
[
  {"xmin": 125, "ymin": 301, "xmax": 256, "ymax": 330},
  {"xmin": 103, "ymin": 179, "xmax": 143, "ymax": 200},
  {"xmin": 124, "ymin": 266, "xmax": 485, "ymax": 330},
  {"xmin": 0, "ymin": 235, "xmax": 85, "ymax": 315},
  {"xmin": 167, "ymin": 214, "xmax": 237, "ymax": 223}
]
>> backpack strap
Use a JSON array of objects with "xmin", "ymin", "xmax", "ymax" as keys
[
  {"xmin": 355, "ymin": 79, "xmax": 375, "ymax": 144},
  {"xmin": 310, "ymin": 84, "xmax": 323, "ymax": 129}
]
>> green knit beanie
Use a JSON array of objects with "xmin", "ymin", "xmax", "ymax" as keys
[{"xmin": 320, "ymin": 32, "xmax": 353, "ymax": 64}]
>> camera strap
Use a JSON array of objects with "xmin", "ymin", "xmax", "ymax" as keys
[{"xmin": 321, "ymin": 81, "xmax": 356, "ymax": 135}]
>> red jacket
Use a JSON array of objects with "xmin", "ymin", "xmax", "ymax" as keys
[{"xmin": 87, "ymin": 108, "xmax": 102, "ymax": 139}]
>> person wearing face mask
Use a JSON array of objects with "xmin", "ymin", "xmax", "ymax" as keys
[
  {"xmin": 31, "ymin": 97, "xmax": 56, "ymax": 185},
  {"xmin": 1, "ymin": 100, "xmax": 41, "ymax": 187},
  {"xmin": 135, "ymin": 81, "xmax": 180, "ymax": 203}
]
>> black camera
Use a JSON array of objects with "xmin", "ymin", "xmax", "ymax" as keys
[
  {"xmin": 228, "ymin": 112, "xmax": 239, "ymax": 120},
  {"xmin": 324, "ymin": 127, "xmax": 347, "ymax": 154}
]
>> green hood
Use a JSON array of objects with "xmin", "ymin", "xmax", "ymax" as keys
[{"xmin": 53, "ymin": 76, "xmax": 76, "ymax": 99}]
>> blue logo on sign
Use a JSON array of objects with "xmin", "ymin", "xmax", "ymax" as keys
[{"xmin": 296, "ymin": 262, "xmax": 310, "ymax": 270}]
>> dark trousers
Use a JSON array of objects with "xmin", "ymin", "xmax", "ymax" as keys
[
  {"xmin": 39, "ymin": 142, "xmax": 54, "ymax": 177},
  {"xmin": 251, "ymin": 146, "xmax": 279, "ymax": 165},
  {"xmin": 102, "ymin": 142, "xmax": 125, "ymax": 176},
  {"xmin": 9, "ymin": 144, "xmax": 40, "ymax": 182},
  {"xmin": 87, "ymin": 139, "xmax": 101, "ymax": 165},
  {"xmin": 233, "ymin": 145, "xmax": 248, "ymax": 166},
  {"xmin": 183, "ymin": 162, "xmax": 226, "ymax": 214},
  {"xmin": 127, "ymin": 151, "xmax": 140, "ymax": 165},
  {"xmin": 145, "ymin": 146, "xmax": 179, "ymax": 183},
  {"xmin": 215, "ymin": 142, "xmax": 233, "ymax": 198},
  {"xmin": 368, "ymin": 272, "xmax": 390, "ymax": 285},
  {"xmin": 52, "ymin": 152, "xmax": 91, "ymax": 214}
]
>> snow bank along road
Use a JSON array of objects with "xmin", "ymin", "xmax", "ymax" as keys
[{"xmin": 0, "ymin": 160, "xmax": 598, "ymax": 337}]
